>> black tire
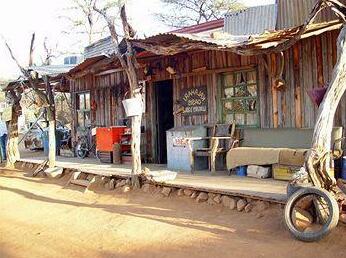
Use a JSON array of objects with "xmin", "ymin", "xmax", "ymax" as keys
[
  {"xmin": 286, "ymin": 182, "xmax": 313, "ymax": 198},
  {"xmin": 284, "ymin": 187, "xmax": 339, "ymax": 242}
]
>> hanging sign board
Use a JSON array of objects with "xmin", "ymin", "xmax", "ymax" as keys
[{"xmin": 181, "ymin": 86, "xmax": 208, "ymax": 116}]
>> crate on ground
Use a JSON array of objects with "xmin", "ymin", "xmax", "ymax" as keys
[
  {"xmin": 247, "ymin": 165, "xmax": 271, "ymax": 179},
  {"xmin": 272, "ymin": 164, "xmax": 300, "ymax": 181},
  {"xmin": 97, "ymin": 151, "xmax": 113, "ymax": 163},
  {"xmin": 121, "ymin": 155, "xmax": 132, "ymax": 165}
]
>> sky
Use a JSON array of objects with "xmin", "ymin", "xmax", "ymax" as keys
[{"xmin": 0, "ymin": 0, "xmax": 275, "ymax": 79}]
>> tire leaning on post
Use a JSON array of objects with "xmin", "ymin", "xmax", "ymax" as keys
[{"xmin": 284, "ymin": 187, "xmax": 339, "ymax": 242}]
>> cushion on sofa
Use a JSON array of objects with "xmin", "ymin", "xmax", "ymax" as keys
[
  {"xmin": 227, "ymin": 147, "xmax": 281, "ymax": 169},
  {"xmin": 241, "ymin": 127, "xmax": 342, "ymax": 149}
]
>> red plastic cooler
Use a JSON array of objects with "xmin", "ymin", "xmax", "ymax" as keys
[{"xmin": 96, "ymin": 126, "xmax": 126, "ymax": 152}]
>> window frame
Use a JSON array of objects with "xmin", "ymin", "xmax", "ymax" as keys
[
  {"xmin": 75, "ymin": 91, "xmax": 91, "ymax": 129},
  {"xmin": 219, "ymin": 68, "xmax": 260, "ymax": 128}
]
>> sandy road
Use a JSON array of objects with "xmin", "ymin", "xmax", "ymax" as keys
[{"xmin": 0, "ymin": 168, "xmax": 346, "ymax": 258}]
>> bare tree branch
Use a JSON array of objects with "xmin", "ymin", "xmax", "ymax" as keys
[
  {"xmin": 155, "ymin": 0, "xmax": 244, "ymax": 28},
  {"xmin": 42, "ymin": 37, "xmax": 58, "ymax": 66},
  {"xmin": 29, "ymin": 33, "xmax": 35, "ymax": 67},
  {"xmin": 3, "ymin": 37, "xmax": 27, "ymax": 76},
  {"xmin": 61, "ymin": 0, "xmax": 125, "ymax": 45}
]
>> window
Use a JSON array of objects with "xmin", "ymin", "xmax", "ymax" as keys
[
  {"xmin": 64, "ymin": 56, "xmax": 79, "ymax": 65},
  {"xmin": 220, "ymin": 69, "xmax": 259, "ymax": 127},
  {"xmin": 76, "ymin": 92, "xmax": 91, "ymax": 128}
]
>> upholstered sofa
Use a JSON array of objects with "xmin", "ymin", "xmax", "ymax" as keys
[{"xmin": 226, "ymin": 127, "xmax": 343, "ymax": 170}]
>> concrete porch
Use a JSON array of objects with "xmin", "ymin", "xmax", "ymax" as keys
[{"xmin": 19, "ymin": 151, "xmax": 288, "ymax": 203}]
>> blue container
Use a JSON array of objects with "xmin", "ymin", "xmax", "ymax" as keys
[
  {"xmin": 341, "ymin": 157, "xmax": 346, "ymax": 180},
  {"xmin": 236, "ymin": 166, "xmax": 247, "ymax": 176},
  {"xmin": 42, "ymin": 131, "xmax": 49, "ymax": 156}
]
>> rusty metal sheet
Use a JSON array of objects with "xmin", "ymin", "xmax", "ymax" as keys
[{"xmin": 276, "ymin": 0, "xmax": 340, "ymax": 29}]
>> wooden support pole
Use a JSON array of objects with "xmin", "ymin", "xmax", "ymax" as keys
[
  {"xmin": 210, "ymin": 138, "xmax": 219, "ymax": 175},
  {"xmin": 6, "ymin": 90, "xmax": 21, "ymax": 169},
  {"xmin": 293, "ymin": 44, "xmax": 303, "ymax": 128},
  {"xmin": 48, "ymin": 120, "xmax": 56, "ymax": 168},
  {"xmin": 315, "ymin": 36, "xmax": 325, "ymax": 87},
  {"xmin": 92, "ymin": 4, "xmax": 143, "ymax": 187},
  {"xmin": 44, "ymin": 76, "xmax": 56, "ymax": 168},
  {"xmin": 6, "ymin": 107, "xmax": 20, "ymax": 168},
  {"xmin": 271, "ymin": 53, "xmax": 279, "ymax": 128}
]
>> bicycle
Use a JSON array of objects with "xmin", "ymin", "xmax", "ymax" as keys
[{"xmin": 75, "ymin": 126, "xmax": 97, "ymax": 159}]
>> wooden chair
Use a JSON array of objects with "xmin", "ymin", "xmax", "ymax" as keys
[{"xmin": 187, "ymin": 122, "xmax": 238, "ymax": 174}]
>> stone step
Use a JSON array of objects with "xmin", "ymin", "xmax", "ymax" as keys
[{"xmin": 70, "ymin": 179, "xmax": 89, "ymax": 187}]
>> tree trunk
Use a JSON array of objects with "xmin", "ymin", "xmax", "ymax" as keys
[
  {"xmin": 131, "ymin": 109, "xmax": 142, "ymax": 187},
  {"xmin": 6, "ymin": 106, "xmax": 20, "ymax": 169},
  {"xmin": 48, "ymin": 120, "xmax": 56, "ymax": 168},
  {"xmin": 45, "ymin": 76, "xmax": 56, "ymax": 168},
  {"xmin": 93, "ymin": 4, "xmax": 142, "ymax": 187},
  {"xmin": 305, "ymin": 26, "xmax": 346, "ymax": 191},
  {"xmin": 120, "ymin": 6, "xmax": 142, "ymax": 188}
]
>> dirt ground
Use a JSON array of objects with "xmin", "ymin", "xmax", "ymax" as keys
[{"xmin": 1, "ymin": 168, "xmax": 346, "ymax": 258}]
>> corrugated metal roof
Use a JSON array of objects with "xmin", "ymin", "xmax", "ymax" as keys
[
  {"xmin": 131, "ymin": 20, "xmax": 341, "ymax": 56},
  {"xmin": 131, "ymin": 32, "xmax": 251, "ymax": 55},
  {"xmin": 84, "ymin": 36, "xmax": 115, "ymax": 59},
  {"xmin": 84, "ymin": 20, "xmax": 225, "ymax": 59},
  {"xmin": 67, "ymin": 55, "xmax": 106, "ymax": 75},
  {"xmin": 276, "ymin": 0, "xmax": 340, "ymax": 29},
  {"xmin": 141, "ymin": 32, "xmax": 249, "ymax": 46},
  {"xmin": 67, "ymin": 20, "xmax": 341, "ymax": 76},
  {"xmin": 171, "ymin": 19, "xmax": 224, "ymax": 34},
  {"xmin": 224, "ymin": 4, "xmax": 277, "ymax": 35},
  {"xmin": 224, "ymin": 0, "xmax": 343, "ymax": 34},
  {"xmin": 29, "ymin": 65, "xmax": 76, "ymax": 77}
]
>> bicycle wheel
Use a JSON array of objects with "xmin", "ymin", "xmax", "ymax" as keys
[{"xmin": 75, "ymin": 139, "xmax": 88, "ymax": 159}]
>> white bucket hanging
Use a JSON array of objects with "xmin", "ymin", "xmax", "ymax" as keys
[{"xmin": 122, "ymin": 97, "xmax": 142, "ymax": 117}]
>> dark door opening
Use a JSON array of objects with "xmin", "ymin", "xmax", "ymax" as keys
[{"xmin": 155, "ymin": 80, "xmax": 174, "ymax": 164}]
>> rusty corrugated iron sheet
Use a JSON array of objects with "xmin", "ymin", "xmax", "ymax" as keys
[
  {"xmin": 68, "ymin": 55, "xmax": 106, "ymax": 75},
  {"xmin": 224, "ymin": 4, "xmax": 277, "ymax": 35},
  {"xmin": 224, "ymin": 0, "xmax": 343, "ymax": 34},
  {"xmin": 276, "ymin": 0, "xmax": 340, "ymax": 29},
  {"xmin": 131, "ymin": 20, "xmax": 341, "ymax": 56},
  {"xmin": 171, "ymin": 19, "xmax": 224, "ymax": 34},
  {"xmin": 135, "ymin": 32, "xmax": 249, "ymax": 47},
  {"xmin": 85, "ymin": 20, "xmax": 225, "ymax": 59}
]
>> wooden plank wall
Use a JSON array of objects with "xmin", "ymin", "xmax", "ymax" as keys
[
  {"xmin": 266, "ymin": 30, "xmax": 346, "ymax": 130},
  {"xmin": 69, "ymin": 71, "xmax": 129, "ymax": 144},
  {"xmin": 70, "ymin": 29, "xmax": 346, "ymax": 162},
  {"xmin": 93, "ymin": 71, "xmax": 129, "ymax": 127},
  {"xmin": 143, "ymin": 50, "xmax": 257, "ymax": 127}
]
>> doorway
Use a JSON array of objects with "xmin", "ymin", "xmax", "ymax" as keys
[{"xmin": 154, "ymin": 80, "xmax": 174, "ymax": 164}]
